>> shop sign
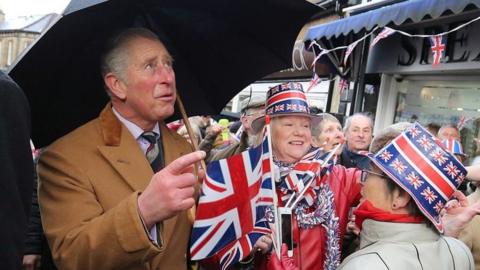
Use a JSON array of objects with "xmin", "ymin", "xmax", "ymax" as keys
[{"xmin": 367, "ymin": 20, "xmax": 480, "ymax": 74}]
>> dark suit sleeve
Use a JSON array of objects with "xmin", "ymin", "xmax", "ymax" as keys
[
  {"xmin": 0, "ymin": 71, "xmax": 34, "ymax": 269},
  {"xmin": 23, "ymin": 154, "xmax": 44, "ymax": 255}
]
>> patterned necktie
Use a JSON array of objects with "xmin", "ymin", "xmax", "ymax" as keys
[{"xmin": 141, "ymin": 131, "xmax": 163, "ymax": 172}]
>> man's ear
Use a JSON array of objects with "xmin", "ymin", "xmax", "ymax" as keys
[
  {"xmin": 104, "ymin": 73, "xmax": 126, "ymax": 100},
  {"xmin": 392, "ymin": 189, "xmax": 411, "ymax": 210}
]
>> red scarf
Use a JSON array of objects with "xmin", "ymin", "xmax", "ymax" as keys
[{"xmin": 354, "ymin": 200, "xmax": 424, "ymax": 230}]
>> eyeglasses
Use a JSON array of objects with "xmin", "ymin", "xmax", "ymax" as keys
[{"xmin": 360, "ymin": 169, "xmax": 388, "ymax": 184}]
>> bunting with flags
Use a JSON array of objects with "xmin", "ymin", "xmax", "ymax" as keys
[
  {"xmin": 343, "ymin": 40, "xmax": 361, "ymax": 66},
  {"xmin": 369, "ymin": 27, "xmax": 396, "ymax": 49},
  {"xmin": 306, "ymin": 73, "xmax": 320, "ymax": 92},
  {"xmin": 457, "ymin": 116, "xmax": 469, "ymax": 131},
  {"xmin": 339, "ymin": 78, "xmax": 349, "ymax": 96},
  {"xmin": 429, "ymin": 35, "xmax": 446, "ymax": 66}
]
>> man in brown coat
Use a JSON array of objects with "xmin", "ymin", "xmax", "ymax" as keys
[{"xmin": 38, "ymin": 28, "xmax": 204, "ymax": 269}]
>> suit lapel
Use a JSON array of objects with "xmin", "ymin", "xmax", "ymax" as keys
[
  {"xmin": 97, "ymin": 104, "xmax": 153, "ymax": 191},
  {"xmin": 96, "ymin": 105, "xmax": 194, "ymax": 249}
]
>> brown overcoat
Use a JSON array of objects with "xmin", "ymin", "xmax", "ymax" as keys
[{"xmin": 38, "ymin": 104, "xmax": 194, "ymax": 269}]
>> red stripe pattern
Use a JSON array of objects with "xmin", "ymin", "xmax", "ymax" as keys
[{"xmin": 369, "ymin": 122, "xmax": 466, "ymax": 232}]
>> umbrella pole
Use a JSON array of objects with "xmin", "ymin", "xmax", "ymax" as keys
[
  {"xmin": 175, "ymin": 94, "xmax": 207, "ymax": 224},
  {"xmin": 175, "ymin": 94, "xmax": 208, "ymax": 173}
]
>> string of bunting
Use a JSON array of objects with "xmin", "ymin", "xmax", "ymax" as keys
[
  {"xmin": 308, "ymin": 15, "xmax": 480, "ymax": 68},
  {"xmin": 305, "ymin": 15, "xmax": 480, "ymax": 97},
  {"xmin": 306, "ymin": 74, "xmax": 334, "ymax": 92}
]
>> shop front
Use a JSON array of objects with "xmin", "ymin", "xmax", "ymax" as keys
[
  {"xmin": 368, "ymin": 14, "xmax": 480, "ymax": 161},
  {"xmin": 304, "ymin": 0, "xmax": 480, "ymax": 161}
]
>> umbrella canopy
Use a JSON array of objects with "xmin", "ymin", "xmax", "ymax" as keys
[{"xmin": 8, "ymin": 0, "xmax": 319, "ymax": 148}]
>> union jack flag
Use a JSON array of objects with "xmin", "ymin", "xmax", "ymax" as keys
[
  {"xmin": 370, "ymin": 122, "xmax": 467, "ymax": 232},
  {"xmin": 406, "ymin": 171, "xmax": 424, "ymax": 190},
  {"xmin": 190, "ymin": 133, "xmax": 274, "ymax": 269},
  {"xmin": 279, "ymin": 149, "xmax": 334, "ymax": 206},
  {"xmin": 408, "ymin": 126, "xmax": 420, "ymax": 138},
  {"xmin": 343, "ymin": 40, "xmax": 360, "ymax": 66},
  {"xmin": 430, "ymin": 148, "xmax": 448, "ymax": 166},
  {"xmin": 379, "ymin": 150, "xmax": 393, "ymax": 162},
  {"xmin": 443, "ymin": 162, "xmax": 460, "ymax": 179},
  {"xmin": 306, "ymin": 73, "xmax": 320, "ymax": 92},
  {"xmin": 417, "ymin": 135, "xmax": 433, "ymax": 151},
  {"xmin": 390, "ymin": 158, "xmax": 407, "ymax": 174},
  {"xmin": 433, "ymin": 201, "xmax": 444, "ymax": 214},
  {"xmin": 457, "ymin": 116, "xmax": 469, "ymax": 131},
  {"xmin": 369, "ymin": 27, "xmax": 396, "ymax": 49},
  {"xmin": 339, "ymin": 79, "xmax": 349, "ymax": 96},
  {"xmin": 421, "ymin": 187, "xmax": 438, "ymax": 204},
  {"xmin": 214, "ymin": 227, "xmax": 270, "ymax": 270},
  {"xmin": 429, "ymin": 35, "xmax": 446, "ymax": 66}
]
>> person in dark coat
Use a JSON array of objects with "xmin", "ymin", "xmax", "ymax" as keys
[
  {"xmin": 0, "ymin": 70, "xmax": 34, "ymax": 269},
  {"xmin": 23, "ymin": 148, "xmax": 56, "ymax": 270},
  {"xmin": 340, "ymin": 113, "xmax": 372, "ymax": 170}
]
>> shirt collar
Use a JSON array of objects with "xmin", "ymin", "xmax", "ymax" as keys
[{"xmin": 112, "ymin": 106, "xmax": 160, "ymax": 140}]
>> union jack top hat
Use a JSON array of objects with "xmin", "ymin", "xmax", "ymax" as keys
[
  {"xmin": 442, "ymin": 139, "xmax": 467, "ymax": 158},
  {"xmin": 251, "ymin": 82, "xmax": 321, "ymax": 132},
  {"xmin": 369, "ymin": 122, "xmax": 466, "ymax": 233}
]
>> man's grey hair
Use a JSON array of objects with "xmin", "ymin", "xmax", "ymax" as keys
[
  {"xmin": 343, "ymin": 112, "xmax": 373, "ymax": 133},
  {"xmin": 100, "ymin": 28, "xmax": 162, "ymax": 83},
  {"xmin": 311, "ymin": 113, "xmax": 341, "ymax": 138}
]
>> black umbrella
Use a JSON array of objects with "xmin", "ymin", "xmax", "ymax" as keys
[{"xmin": 8, "ymin": 0, "xmax": 319, "ymax": 148}]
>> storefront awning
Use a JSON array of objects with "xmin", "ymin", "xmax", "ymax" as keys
[{"xmin": 305, "ymin": 0, "xmax": 480, "ymax": 41}]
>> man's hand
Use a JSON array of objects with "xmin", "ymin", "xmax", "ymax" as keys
[
  {"xmin": 138, "ymin": 151, "xmax": 206, "ymax": 229},
  {"xmin": 22, "ymin": 254, "xmax": 41, "ymax": 270},
  {"xmin": 441, "ymin": 190, "xmax": 480, "ymax": 237}
]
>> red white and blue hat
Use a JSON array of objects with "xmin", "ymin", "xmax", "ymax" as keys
[
  {"xmin": 252, "ymin": 82, "xmax": 321, "ymax": 132},
  {"xmin": 442, "ymin": 139, "xmax": 467, "ymax": 158},
  {"xmin": 369, "ymin": 122, "xmax": 466, "ymax": 233}
]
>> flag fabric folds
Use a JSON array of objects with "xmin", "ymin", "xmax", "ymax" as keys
[{"xmin": 190, "ymin": 134, "xmax": 273, "ymax": 269}]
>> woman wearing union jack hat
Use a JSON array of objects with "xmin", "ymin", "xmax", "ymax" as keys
[
  {"xmin": 247, "ymin": 82, "xmax": 363, "ymax": 270},
  {"xmin": 339, "ymin": 122, "xmax": 480, "ymax": 270}
]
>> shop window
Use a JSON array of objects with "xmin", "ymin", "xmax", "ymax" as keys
[{"xmin": 393, "ymin": 79, "xmax": 480, "ymax": 164}]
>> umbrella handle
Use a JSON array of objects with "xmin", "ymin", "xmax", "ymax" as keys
[{"xmin": 175, "ymin": 93, "xmax": 207, "ymax": 224}]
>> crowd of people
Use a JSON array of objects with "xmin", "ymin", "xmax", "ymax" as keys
[{"xmin": 3, "ymin": 27, "xmax": 480, "ymax": 270}]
